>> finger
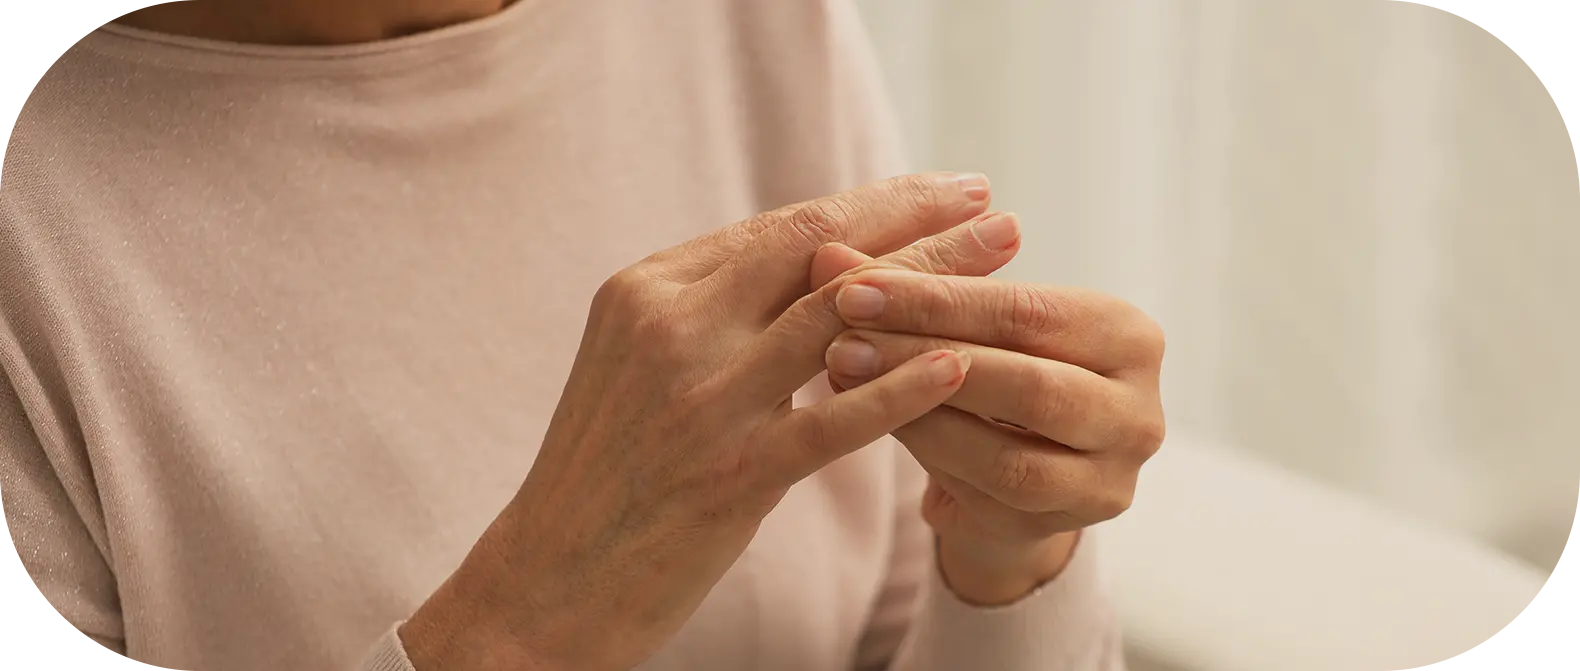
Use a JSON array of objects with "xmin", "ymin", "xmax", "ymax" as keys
[
  {"xmin": 767, "ymin": 350, "xmax": 970, "ymax": 485},
  {"xmin": 646, "ymin": 194, "xmax": 850, "ymax": 282},
  {"xmin": 894, "ymin": 405, "xmax": 1117, "ymax": 515},
  {"xmin": 825, "ymin": 330, "xmax": 1149, "ymax": 452},
  {"xmin": 808, "ymin": 243, "xmax": 871, "ymax": 292},
  {"xmin": 924, "ymin": 467, "xmax": 1092, "ymax": 540},
  {"xmin": 703, "ymin": 172, "xmax": 991, "ymax": 316},
  {"xmin": 736, "ymin": 212, "xmax": 1021, "ymax": 401},
  {"xmin": 832, "ymin": 271, "xmax": 1164, "ymax": 375},
  {"xmin": 808, "ymin": 211, "xmax": 1022, "ymax": 290}
]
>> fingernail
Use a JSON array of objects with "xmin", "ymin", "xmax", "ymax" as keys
[
  {"xmin": 827, "ymin": 336, "xmax": 881, "ymax": 379},
  {"xmin": 927, "ymin": 350, "xmax": 970, "ymax": 386},
  {"xmin": 949, "ymin": 172, "xmax": 991, "ymax": 202},
  {"xmin": 837, "ymin": 283, "xmax": 887, "ymax": 321},
  {"xmin": 971, "ymin": 213, "xmax": 1020, "ymax": 251}
]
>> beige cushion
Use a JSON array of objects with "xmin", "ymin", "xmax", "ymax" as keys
[{"xmin": 1105, "ymin": 431, "xmax": 1547, "ymax": 671}]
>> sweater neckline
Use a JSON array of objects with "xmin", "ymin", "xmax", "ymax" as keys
[{"xmin": 76, "ymin": 0, "xmax": 546, "ymax": 77}]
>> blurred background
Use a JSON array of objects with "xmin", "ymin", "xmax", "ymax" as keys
[
  {"xmin": 0, "ymin": 3, "xmax": 1568, "ymax": 669},
  {"xmin": 854, "ymin": 0, "xmax": 1578, "ymax": 576},
  {"xmin": 50, "ymin": 0, "xmax": 1575, "ymax": 585}
]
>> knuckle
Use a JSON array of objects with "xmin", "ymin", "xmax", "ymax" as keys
[
  {"xmin": 991, "ymin": 450, "xmax": 1033, "ymax": 498},
  {"xmin": 1087, "ymin": 298, "xmax": 1164, "ymax": 372},
  {"xmin": 990, "ymin": 449, "xmax": 1062, "ymax": 510},
  {"xmin": 592, "ymin": 273, "xmax": 695, "ymax": 355},
  {"xmin": 787, "ymin": 199, "xmax": 855, "ymax": 249},
  {"xmin": 1134, "ymin": 316, "xmax": 1167, "ymax": 364},
  {"xmin": 881, "ymin": 247, "xmax": 929, "ymax": 273},
  {"xmin": 709, "ymin": 222, "xmax": 756, "ymax": 256},
  {"xmin": 739, "ymin": 210, "xmax": 780, "ymax": 235},
  {"xmin": 1018, "ymin": 366, "xmax": 1073, "ymax": 429},
  {"xmin": 1129, "ymin": 412, "xmax": 1167, "ymax": 459},
  {"xmin": 1090, "ymin": 488, "xmax": 1135, "ymax": 522},
  {"xmin": 592, "ymin": 268, "xmax": 650, "ymax": 316},
  {"xmin": 912, "ymin": 236, "xmax": 962, "ymax": 274},
  {"xmin": 907, "ymin": 277, "xmax": 966, "ymax": 332},
  {"xmin": 1111, "ymin": 302, "xmax": 1166, "ymax": 368},
  {"xmin": 892, "ymin": 174, "xmax": 942, "ymax": 221},
  {"xmin": 1083, "ymin": 464, "xmax": 1140, "ymax": 522},
  {"xmin": 1003, "ymin": 284, "xmax": 1060, "ymax": 345}
]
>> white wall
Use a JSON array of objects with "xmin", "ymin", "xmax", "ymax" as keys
[{"xmin": 856, "ymin": 0, "xmax": 1580, "ymax": 571}]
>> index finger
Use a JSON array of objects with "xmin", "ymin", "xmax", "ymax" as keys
[
  {"xmin": 807, "ymin": 212, "xmax": 1023, "ymax": 290},
  {"xmin": 725, "ymin": 211, "xmax": 1019, "ymax": 405},
  {"xmin": 833, "ymin": 271, "xmax": 1164, "ymax": 375},
  {"xmin": 700, "ymin": 172, "xmax": 991, "ymax": 317}
]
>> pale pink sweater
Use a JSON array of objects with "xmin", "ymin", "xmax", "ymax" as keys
[{"xmin": 0, "ymin": 1, "xmax": 1123, "ymax": 669}]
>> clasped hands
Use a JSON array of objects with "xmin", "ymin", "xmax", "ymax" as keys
[
  {"xmin": 403, "ymin": 172, "xmax": 1164, "ymax": 671},
  {"xmin": 808, "ymin": 192, "xmax": 1165, "ymax": 605}
]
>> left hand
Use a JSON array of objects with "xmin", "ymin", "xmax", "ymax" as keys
[{"xmin": 810, "ymin": 234, "xmax": 1165, "ymax": 605}]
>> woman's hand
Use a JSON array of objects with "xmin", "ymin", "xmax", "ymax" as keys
[
  {"xmin": 399, "ymin": 173, "xmax": 1022, "ymax": 671},
  {"xmin": 813, "ymin": 239, "xmax": 1166, "ymax": 606}
]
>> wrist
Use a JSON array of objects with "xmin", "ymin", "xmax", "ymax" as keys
[
  {"xmin": 401, "ymin": 524, "xmax": 543, "ymax": 666},
  {"xmin": 935, "ymin": 531, "xmax": 1081, "ymax": 607},
  {"xmin": 401, "ymin": 513, "xmax": 565, "ymax": 671}
]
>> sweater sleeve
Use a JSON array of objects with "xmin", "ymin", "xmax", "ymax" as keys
[
  {"xmin": 2, "ymin": 344, "xmax": 414, "ymax": 669},
  {"xmin": 358, "ymin": 624, "xmax": 417, "ymax": 671},
  {"xmin": 0, "ymin": 371, "xmax": 126, "ymax": 653},
  {"xmin": 854, "ymin": 443, "xmax": 1126, "ymax": 671}
]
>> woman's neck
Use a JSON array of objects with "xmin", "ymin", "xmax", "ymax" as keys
[{"xmin": 113, "ymin": 0, "xmax": 514, "ymax": 45}]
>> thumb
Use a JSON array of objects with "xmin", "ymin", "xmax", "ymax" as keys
[
  {"xmin": 767, "ymin": 350, "xmax": 971, "ymax": 485},
  {"xmin": 810, "ymin": 243, "xmax": 874, "ymax": 291}
]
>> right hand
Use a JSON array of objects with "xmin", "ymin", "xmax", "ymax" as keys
[{"xmin": 400, "ymin": 173, "xmax": 1021, "ymax": 671}]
